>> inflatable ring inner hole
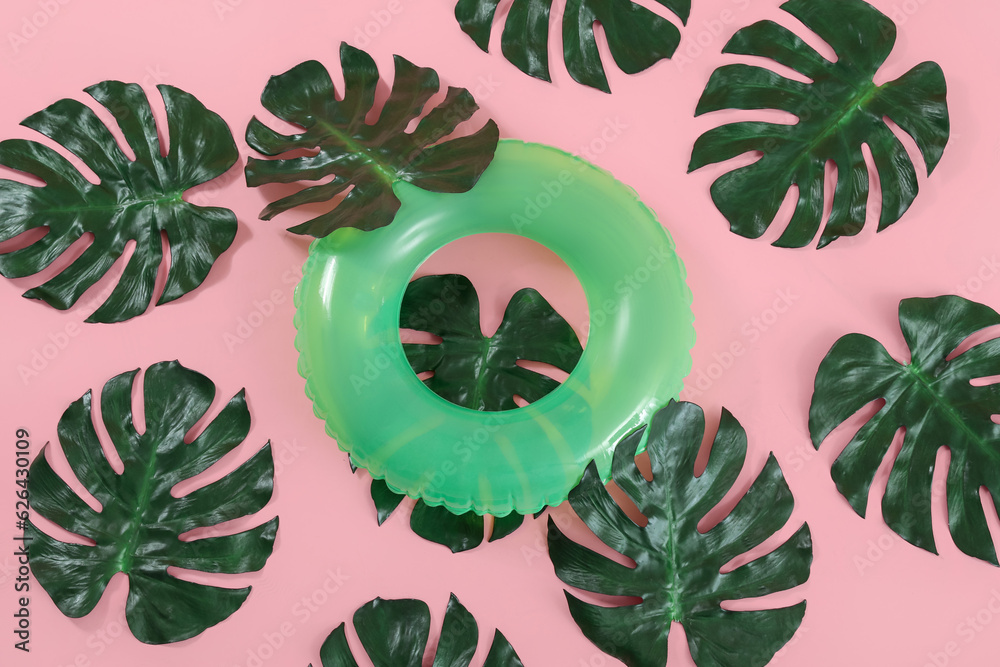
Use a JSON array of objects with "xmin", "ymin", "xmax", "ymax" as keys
[{"xmin": 398, "ymin": 233, "xmax": 591, "ymax": 412}]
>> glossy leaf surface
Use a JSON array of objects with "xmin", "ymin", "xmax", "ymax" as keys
[
  {"xmin": 25, "ymin": 361, "xmax": 277, "ymax": 644},
  {"xmin": 401, "ymin": 274, "xmax": 583, "ymax": 412},
  {"xmin": 549, "ymin": 401, "xmax": 811, "ymax": 667},
  {"xmin": 311, "ymin": 594, "xmax": 523, "ymax": 666},
  {"xmin": 0, "ymin": 82, "xmax": 239, "ymax": 322},
  {"xmin": 246, "ymin": 43, "xmax": 499, "ymax": 238},
  {"xmin": 810, "ymin": 295, "xmax": 1000, "ymax": 565},
  {"xmin": 688, "ymin": 0, "xmax": 949, "ymax": 248},
  {"xmin": 455, "ymin": 0, "xmax": 690, "ymax": 93}
]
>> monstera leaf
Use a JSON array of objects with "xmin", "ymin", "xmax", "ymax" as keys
[
  {"xmin": 688, "ymin": 0, "xmax": 949, "ymax": 248},
  {"xmin": 0, "ymin": 81, "xmax": 239, "ymax": 322},
  {"xmin": 352, "ymin": 273, "xmax": 572, "ymax": 551},
  {"xmin": 25, "ymin": 361, "xmax": 278, "ymax": 644},
  {"xmin": 363, "ymin": 474, "xmax": 538, "ymax": 553},
  {"xmin": 548, "ymin": 401, "xmax": 812, "ymax": 667},
  {"xmin": 310, "ymin": 594, "xmax": 523, "ymax": 666},
  {"xmin": 245, "ymin": 43, "xmax": 499, "ymax": 238},
  {"xmin": 455, "ymin": 0, "xmax": 690, "ymax": 93},
  {"xmin": 401, "ymin": 274, "xmax": 583, "ymax": 411},
  {"xmin": 811, "ymin": 295, "xmax": 1000, "ymax": 565}
]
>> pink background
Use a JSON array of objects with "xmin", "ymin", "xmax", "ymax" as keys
[{"xmin": 1, "ymin": 0, "xmax": 999, "ymax": 665}]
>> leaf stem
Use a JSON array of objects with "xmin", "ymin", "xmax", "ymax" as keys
[
  {"xmin": 316, "ymin": 121, "xmax": 397, "ymax": 186},
  {"xmin": 115, "ymin": 443, "xmax": 159, "ymax": 574}
]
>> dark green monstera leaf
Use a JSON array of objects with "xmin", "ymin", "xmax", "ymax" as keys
[
  {"xmin": 351, "ymin": 273, "xmax": 569, "ymax": 551},
  {"xmin": 688, "ymin": 0, "xmax": 949, "ymax": 248},
  {"xmin": 401, "ymin": 274, "xmax": 583, "ymax": 411},
  {"xmin": 548, "ymin": 401, "xmax": 812, "ymax": 667},
  {"xmin": 25, "ymin": 361, "xmax": 278, "ymax": 644},
  {"xmin": 245, "ymin": 42, "xmax": 499, "ymax": 238},
  {"xmin": 811, "ymin": 295, "xmax": 1000, "ymax": 565},
  {"xmin": 0, "ymin": 81, "xmax": 239, "ymax": 322},
  {"xmin": 310, "ymin": 594, "xmax": 523, "ymax": 666},
  {"xmin": 364, "ymin": 475, "xmax": 537, "ymax": 553},
  {"xmin": 455, "ymin": 0, "xmax": 690, "ymax": 93}
]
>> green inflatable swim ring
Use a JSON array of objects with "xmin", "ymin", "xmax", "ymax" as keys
[{"xmin": 294, "ymin": 140, "xmax": 694, "ymax": 515}]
